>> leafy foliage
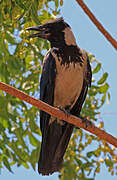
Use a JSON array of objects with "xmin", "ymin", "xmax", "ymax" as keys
[
  {"xmin": 0, "ymin": 0, "xmax": 60, "ymax": 172},
  {"xmin": 0, "ymin": 0, "xmax": 117, "ymax": 179}
]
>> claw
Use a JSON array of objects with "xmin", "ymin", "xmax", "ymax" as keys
[
  {"xmin": 58, "ymin": 106, "xmax": 70, "ymax": 117},
  {"xmin": 80, "ymin": 116, "xmax": 93, "ymax": 128}
]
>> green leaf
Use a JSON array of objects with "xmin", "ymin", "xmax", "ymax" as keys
[
  {"xmin": 107, "ymin": 92, "xmax": 111, "ymax": 104},
  {"xmin": 55, "ymin": 0, "xmax": 59, "ymax": 9},
  {"xmin": 92, "ymin": 63, "xmax": 101, "ymax": 74},
  {"xmin": 29, "ymin": 118, "xmax": 41, "ymax": 134},
  {"xmin": 22, "ymin": 162, "xmax": 29, "ymax": 169},
  {"xmin": 31, "ymin": 4, "xmax": 40, "ymax": 24},
  {"xmin": 2, "ymin": 119, "xmax": 9, "ymax": 128},
  {"xmin": 25, "ymin": 55, "xmax": 34, "ymax": 63},
  {"xmin": 74, "ymin": 157, "xmax": 82, "ymax": 166},
  {"xmin": 10, "ymin": 140, "xmax": 24, "ymax": 160},
  {"xmin": 100, "ymin": 93, "xmax": 106, "ymax": 106},
  {"xmin": 81, "ymin": 162, "xmax": 93, "ymax": 169},
  {"xmin": 29, "ymin": 132, "xmax": 39, "ymax": 147},
  {"xmin": 0, "ymin": 7, "xmax": 3, "ymax": 24},
  {"xmin": 97, "ymin": 72, "xmax": 108, "ymax": 85},
  {"xmin": 88, "ymin": 85, "xmax": 99, "ymax": 96},
  {"xmin": 15, "ymin": 0, "xmax": 26, "ymax": 9},
  {"xmin": 87, "ymin": 151, "xmax": 94, "ymax": 158},
  {"xmin": 3, "ymin": 157, "xmax": 13, "ymax": 173},
  {"xmin": 15, "ymin": 128, "xmax": 28, "ymax": 150},
  {"xmin": 99, "ymin": 83, "xmax": 109, "ymax": 93},
  {"xmin": 105, "ymin": 158, "xmax": 113, "ymax": 167},
  {"xmin": 5, "ymin": 31, "xmax": 16, "ymax": 44},
  {"xmin": 30, "ymin": 148, "xmax": 40, "ymax": 170}
]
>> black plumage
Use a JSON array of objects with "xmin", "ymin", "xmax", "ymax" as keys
[{"xmin": 26, "ymin": 17, "xmax": 92, "ymax": 175}]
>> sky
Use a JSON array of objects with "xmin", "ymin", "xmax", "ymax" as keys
[{"xmin": 1, "ymin": 0, "xmax": 117, "ymax": 179}]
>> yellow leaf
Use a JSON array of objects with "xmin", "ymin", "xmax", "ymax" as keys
[{"xmin": 60, "ymin": 0, "xmax": 63, "ymax": 6}]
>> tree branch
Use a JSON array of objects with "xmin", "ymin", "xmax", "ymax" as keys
[
  {"xmin": 0, "ymin": 81, "xmax": 117, "ymax": 147},
  {"xmin": 76, "ymin": 0, "xmax": 117, "ymax": 51}
]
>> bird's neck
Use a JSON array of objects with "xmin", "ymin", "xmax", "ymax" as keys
[
  {"xmin": 51, "ymin": 44, "xmax": 83, "ymax": 65},
  {"xmin": 50, "ymin": 40, "xmax": 66, "ymax": 49}
]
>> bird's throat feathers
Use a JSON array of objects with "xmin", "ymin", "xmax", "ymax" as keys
[{"xmin": 51, "ymin": 45, "xmax": 83, "ymax": 66}]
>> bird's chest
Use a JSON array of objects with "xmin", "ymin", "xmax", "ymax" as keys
[{"xmin": 54, "ymin": 57, "xmax": 84, "ymax": 109}]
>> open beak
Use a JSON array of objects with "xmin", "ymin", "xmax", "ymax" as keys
[{"xmin": 26, "ymin": 25, "xmax": 49, "ymax": 39}]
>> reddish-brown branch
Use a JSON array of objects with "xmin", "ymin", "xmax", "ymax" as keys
[
  {"xmin": 0, "ymin": 81, "xmax": 117, "ymax": 147},
  {"xmin": 76, "ymin": 0, "xmax": 117, "ymax": 51}
]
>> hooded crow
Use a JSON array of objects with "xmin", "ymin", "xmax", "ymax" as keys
[{"xmin": 27, "ymin": 17, "xmax": 92, "ymax": 175}]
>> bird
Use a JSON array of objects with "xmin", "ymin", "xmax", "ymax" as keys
[{"xmin": 26, "ymin": 17, "xmax": 92, "ymax": 176}]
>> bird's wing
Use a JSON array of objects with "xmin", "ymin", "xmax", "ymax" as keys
[
  {"xmin": 40, "ymin": 51, "xmax": 56, "ymax": 133},
  {"xmin": 71, "ymin": 54, "xmax": 92, "ymax": 116}
]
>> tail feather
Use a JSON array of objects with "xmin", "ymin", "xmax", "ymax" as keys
[{"xmin": 38, "ymin": 119, "xmax": 73, "ymax": 175}]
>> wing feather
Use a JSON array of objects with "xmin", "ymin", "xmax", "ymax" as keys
[
  {"xmin": 40, "ymin": 52, "xmax": 56, "ymax": 133},
  {"xmin": 71, "ymin": 54, "xmax": 92, "ymax": 116}
]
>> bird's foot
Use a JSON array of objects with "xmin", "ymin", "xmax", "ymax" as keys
[
  {"xmin": 80, "ymin": 116, "xmax": 93, "ymax": 128},
  {"xmin": 58, "ymin": 106, "xmax": 70, "ymax": 118}
]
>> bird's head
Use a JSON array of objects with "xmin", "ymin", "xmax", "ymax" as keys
[{"xmin": 26, "ymin": 17, "xmax": 76, "ymax": 47}]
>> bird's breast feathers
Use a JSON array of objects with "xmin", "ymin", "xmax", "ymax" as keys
[{"xmin": 51, "ymin": 48, "xmax": 87, "ymax": 110}]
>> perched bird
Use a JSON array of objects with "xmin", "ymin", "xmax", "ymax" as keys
[{"xmin": 27, "ymin": 17, "xmax": 92, "ymax": 176}]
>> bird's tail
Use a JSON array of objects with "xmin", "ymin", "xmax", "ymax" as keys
[{"xmin": 38, "ymin": 119, "xmax": 73, "ymax": 175}]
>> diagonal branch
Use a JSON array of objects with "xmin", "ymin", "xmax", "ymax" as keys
[
  {"xmin": 0, "ymin": 81, "xmax": 117, "ymax": 147},
  {"xmin": 76, "ymin": 0, "xmax": 117, "ymax": 51}
]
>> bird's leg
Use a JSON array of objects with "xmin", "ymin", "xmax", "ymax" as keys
[
  {"xmin": 74, "ymin": 116, "xmax": 94, "ymax": 129},
  {"xmin": 79, "ymin": 116, "xmax": 93, "ymax": 128},
  {"xmin": 58, "ymin": 106, "xmax": 71, "ymax": 118}
]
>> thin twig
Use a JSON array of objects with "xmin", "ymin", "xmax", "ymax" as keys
[
  {"xmin": 0, "ymin": 81, "xmax": 117, "ymax": 147},
  {"xmin": 103, "ymin": 142, "xmax": 117, "ymax": 160},
  {"xmin": 76, "ymin": 0, "xmax": 117, "ymax": 51}
]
